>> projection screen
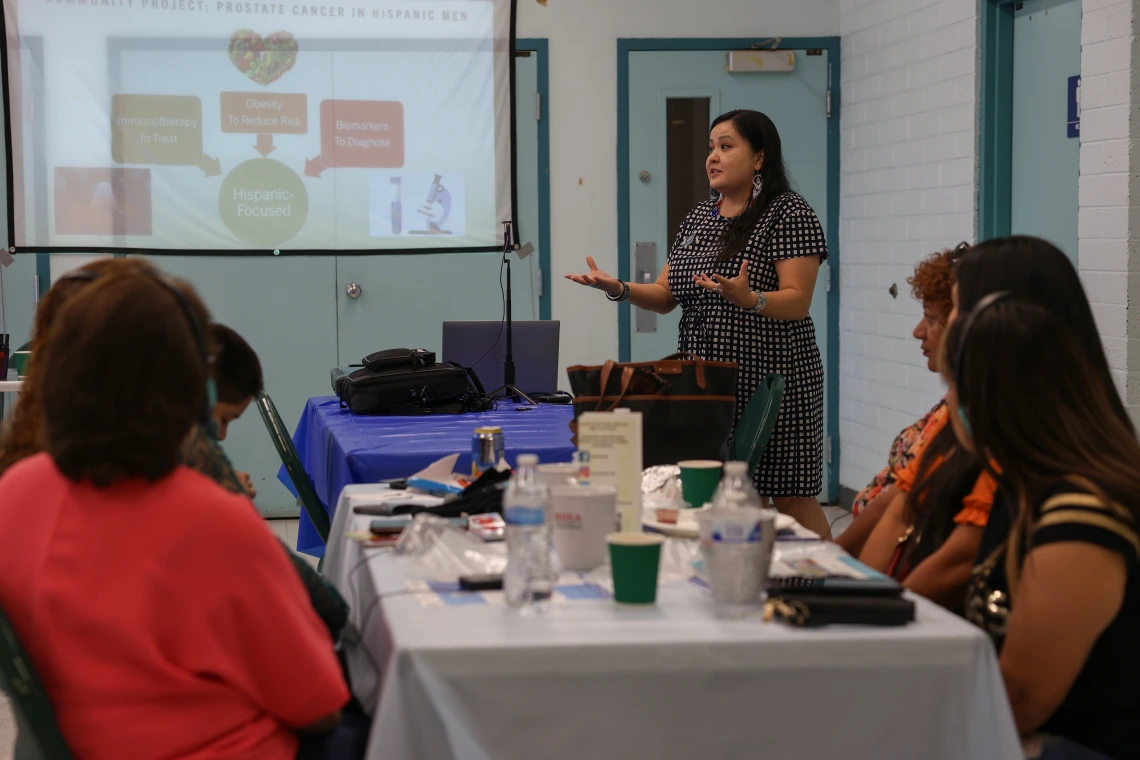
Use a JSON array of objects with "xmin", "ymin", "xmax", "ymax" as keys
[{"xmin": 0, "ymin": 0, "xmax": 516, "ymax": 253}]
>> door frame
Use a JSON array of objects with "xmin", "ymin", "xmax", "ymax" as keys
[
  {"xmin": 616, "ymin": 37, "xmax": 841, "ymax": 499},
  {"xmin": 979, "ymin": 0, "xmax": 1016, "ymax": 241},
  {"xmin": 516, "ymin": 37, "xmax": 553, "ymax": 320}
]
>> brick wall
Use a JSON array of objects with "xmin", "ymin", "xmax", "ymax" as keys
[
  {"xmin": 838, "ymin": 0, "xmax": 978, "ymax": 494},
  {"xmin": 1077, "ymin": 0, "xmax": 1140, "ymax": 429}
]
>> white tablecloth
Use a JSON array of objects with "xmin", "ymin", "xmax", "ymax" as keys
[{"xmin": 326, "ymin": 485, "xmax": 1021, "ymax": 760}]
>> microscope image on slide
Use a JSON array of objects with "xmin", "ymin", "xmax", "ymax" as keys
[{"xmin": 369, "ymin": 171, "xmax": 466, "ymax": 238}]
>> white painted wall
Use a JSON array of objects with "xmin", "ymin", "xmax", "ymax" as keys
[
  {"xmin": 515, "ymin": 0, "xmax": 840, "ymax": 383},
  {"xmin": 837, "ymin": 0, "xmax": 977, "ymax": 495}
]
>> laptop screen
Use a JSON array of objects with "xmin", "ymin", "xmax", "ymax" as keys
[{"xmin": 441, "ymin": 321, "xmax": 560, "ymax": 394}]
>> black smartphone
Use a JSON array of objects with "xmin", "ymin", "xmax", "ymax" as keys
[
  {"xmin": 353, "ymin": 504, "xmax": 394, "ymax": 516},
  {"xmin": 458, "ymin": 574, "xmax": 504, "ymax": 591}
]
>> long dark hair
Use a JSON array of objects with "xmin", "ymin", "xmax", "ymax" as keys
[
  {"xmin": 944, "ymin": 299, "xmax": 1140, "ymax": 596},
  {"xmin": 711, "ymin": 110, "xmax": 791, "ymax": 262},
  {"xmin": 954, "ymin": 236, "xmax": 1132, "ymax": 433},
  {"xmin": 901, "ymin": 424, "xmax": 981, "ymax": 574}
]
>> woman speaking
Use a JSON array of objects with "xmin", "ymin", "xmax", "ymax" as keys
[{"xmin": 567, "ymin": 109, "xmax": 830, "ymax": 537}]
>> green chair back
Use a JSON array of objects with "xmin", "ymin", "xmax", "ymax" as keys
[
  {"xmin": 0, "ymin": 606, "xmax": 74, "ymax": 760},
  {"xmin": 256, "ymin": 391, "xmax": 331, "ymax": 545},
  {"xmin": 728, "ymin": 374, "xmax": 786, "ymax": 479}
]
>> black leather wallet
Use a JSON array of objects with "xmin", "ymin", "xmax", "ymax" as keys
[{"xmin": 765, "ymin": 593, "xmax": 916, "ymax": 627}]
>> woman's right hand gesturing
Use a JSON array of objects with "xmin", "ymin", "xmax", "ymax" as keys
[{"xmin": 565, "ymin": 256, "xmax": 623, "ymax": 298}]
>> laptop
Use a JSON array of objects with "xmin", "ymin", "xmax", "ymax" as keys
[{"xmin": 442, "ymin": 321, "xmax": 560, "ymax": 395}]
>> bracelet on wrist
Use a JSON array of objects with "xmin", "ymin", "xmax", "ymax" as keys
[
  {"xmin": 606, "ymin": 281, "xmax": 631, "ymax": 302},
  {"xmin": 746, "ymin": 290, "xmax": 767, "ymax": 314}
]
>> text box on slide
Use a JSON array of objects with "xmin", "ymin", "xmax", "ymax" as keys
[
  {"xmin": 220, "ymin": 92, "xmax": 308, "ymax": 134},
  {"xmin": 320, "ymin": 100, "xmax": 404, "ymax": 168},
  {"xmin": 111, "ymin": 95, "xmax": 203, "ymax": 165}
]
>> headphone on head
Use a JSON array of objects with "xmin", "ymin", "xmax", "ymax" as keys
[
  {"xmin": 54, "ymin": 268, "xmax": 215, "ymax": 425},
  {"xmin": 953, "ymin": 290, "xmax": 1010, "ymax": 436}
]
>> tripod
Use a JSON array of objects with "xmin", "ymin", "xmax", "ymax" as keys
[{"xmin": 489, "ymin": 221, "xmax": 537, "ymax": 406}]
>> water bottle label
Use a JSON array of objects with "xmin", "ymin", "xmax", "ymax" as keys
[
  {"xmin": 504, "ymin": 505, "xmax": 545, "ymax": 526},
  {"xmin": 709, "ymin": 518, "xmax": 764, "ymax": 544}
]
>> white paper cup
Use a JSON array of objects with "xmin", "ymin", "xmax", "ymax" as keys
[
  {"xmin": 697, "ymin": 507, "xmax": 777, "ymax": 605},
  {"xmin": 551, "ymin": 484, "xmax": 617, "ymax": 571},
  {"xmin": 537, "ymin": 462, "xmax": 579, "ymax": 490}
]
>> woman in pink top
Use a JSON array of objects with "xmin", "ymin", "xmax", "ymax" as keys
[{"xmin": 0, "ymin": 268, "xmax": 364, "ymax": 759}]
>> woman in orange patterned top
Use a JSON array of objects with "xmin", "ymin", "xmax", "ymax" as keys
[
  {"xmin": 859, "ymin": 401, "xmax": 1000, "ymax": 611},
  {"xmin": 835, "ymin": 246, "xmax": 956, "ymax": 556}
]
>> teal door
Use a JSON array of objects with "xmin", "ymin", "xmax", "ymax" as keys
[
  {"xmin": 625, "ymin": 48, "xmax": 834, "ymax": 500},
  {"xmin": 132, "ymin": 46, "xmax": 547, "ymax": 516},
  {"xmin": 335, "ymin": 48, "xmax": 543, "ymax": 367},
  {"xmin": 1010, "ymin": 0, "xmax": 1081, "ymax": 261}
]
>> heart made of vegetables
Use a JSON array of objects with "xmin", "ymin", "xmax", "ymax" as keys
[{"xmin": 228, "ymin": 29, "xmax": 298, "ymax": 86}]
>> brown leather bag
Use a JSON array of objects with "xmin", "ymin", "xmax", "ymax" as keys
[{"xmin": 566, "ymin": 353, "xmax": 738, "ymax": 467}]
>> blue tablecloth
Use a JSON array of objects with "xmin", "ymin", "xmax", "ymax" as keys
[{"xmin": 280, "ymin": 397, "xmax": 576, "ymax": 556}]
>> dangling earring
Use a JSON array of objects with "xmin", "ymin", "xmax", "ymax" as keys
[{"xmin": 749, "ymin": 173, "xmax": 762, "ymax": 208}]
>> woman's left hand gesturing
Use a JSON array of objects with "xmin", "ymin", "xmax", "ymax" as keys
[{"xmin": 695, "ymin": 261, "xmax": 755, "ymax": 309}]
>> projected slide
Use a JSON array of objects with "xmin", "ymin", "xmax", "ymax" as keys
[{"xmin": 3, "ymin": 0, "xmax": 512, "ymax": 251}]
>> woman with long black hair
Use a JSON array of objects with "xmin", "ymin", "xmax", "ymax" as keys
[
  {"xmin": 947, "ymin": 295, "xmax": 1140, "ymax": 760},
  {"xmin": 567, "ymin": 110, "xmax": 830, "ymax": 536}
]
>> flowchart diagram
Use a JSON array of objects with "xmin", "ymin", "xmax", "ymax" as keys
[{"xmin": 51, "ymin": 28, "xmax": 465, "ymax": 248}]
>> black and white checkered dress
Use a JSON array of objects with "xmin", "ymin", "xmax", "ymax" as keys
[{"xmin": 667, "ymin": 192, "xmax": 826, "ymax": 497}]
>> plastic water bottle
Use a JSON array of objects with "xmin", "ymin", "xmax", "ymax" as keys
[
  {"xmin": 504, "ymin": 453, "xmax": 553, "ymax": 612},
  {"xmin": 711, "ymin": 461, "xmax": 762, "ymax": 511}
]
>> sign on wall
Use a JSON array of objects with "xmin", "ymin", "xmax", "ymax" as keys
[{"xmin": 1068, "ymin": 75, "xmax": 1081, "ymax": 139}]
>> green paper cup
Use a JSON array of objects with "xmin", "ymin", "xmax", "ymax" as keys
[
  {"xmin": 678, "ymin": 460, "xmax": 723, "ymax": 508},
  {"xmin": 12, "ymin": 351, "xmax": 31, "ymax": 380},
  {"xmin": 607, "ymin": 532, "xmax": 665, "ymax": 605}
]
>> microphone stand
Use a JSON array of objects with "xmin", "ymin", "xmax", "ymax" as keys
[{"xmin": 489, "ymin": 221, "xmax": 536, "ymax": 406}]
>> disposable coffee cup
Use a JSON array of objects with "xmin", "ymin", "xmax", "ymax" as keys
[
  {"xmin": 551, "ymin": 485, "xmax": 616, "ymax": 571},
  {"xmin": 678, "ymin": 460, "xmax": 723, "ymax": 508},
  {"xmin": 606, "ymin": 532, "xmax": 664, "ymax": 604},
  {"xmin": 537, "ymin": 462, "xmax": 579, "ymax": 490}
]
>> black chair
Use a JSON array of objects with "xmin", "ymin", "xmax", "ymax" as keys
[
  {"xmin": 0, "ymin": 605, "xmax": 74, "ymax": 760},
  {"xmin": 256, "ymin": 391, "xmax": 332, "ymax": 546}
]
